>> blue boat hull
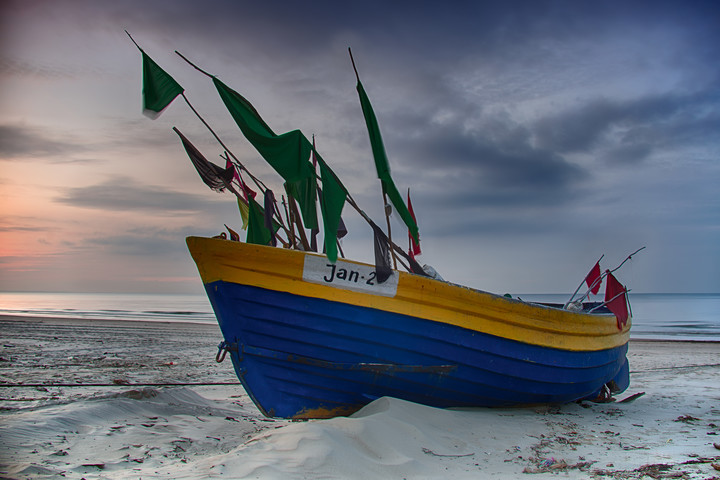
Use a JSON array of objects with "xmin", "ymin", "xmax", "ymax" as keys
[{"xmin": 206, "ymin": 280, "xmax": 629, "ymax": 418}]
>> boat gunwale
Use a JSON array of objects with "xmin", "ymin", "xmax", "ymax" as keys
[{"xmin": 187, "ymin": 236, "xmax": 630, "ymax": 351}]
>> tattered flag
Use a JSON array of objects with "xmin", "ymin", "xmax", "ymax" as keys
[
  {"xmin": 173, "ymin": 128, "xmax": 236, "ymax": 194},
  {"xmin": 264, "ymin": 189, "xmax": 278, "ymax": 247},
  {"xmin": 372, "ymin": 224, "xmax": 392, "ymax": 284}
]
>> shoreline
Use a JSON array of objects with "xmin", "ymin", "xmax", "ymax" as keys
[
  {"xmin": 2, "ymin": 313, "xmax": 718, "ymax": 343},
  {"xmin": 0, "ymin": 313, "xmax": 218, "ymax": 328}
]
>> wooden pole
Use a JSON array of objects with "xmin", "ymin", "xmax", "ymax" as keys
[
  {"xmin": 383, "ymin": 190, "xmax": 398, "ymax": 269},
  {"xmin": 174, "ymin": 47, "xmax": 422, "ymax": 274},
  {"xmin": 288, "ymin": 195, "xmax": 311, "ymax": 251},
  {"xmin": 574, "ymin": 247, "xmax": 646, "ymax": 308}
]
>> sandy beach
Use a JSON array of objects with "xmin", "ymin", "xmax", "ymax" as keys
[{"xmin": 1, "ymin": 315, "xmax": 718, "ymax": 479}]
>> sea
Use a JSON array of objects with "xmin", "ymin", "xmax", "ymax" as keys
[{"xmin": 0, "ymin": 292, "xmax": 718, "ymax": 341}]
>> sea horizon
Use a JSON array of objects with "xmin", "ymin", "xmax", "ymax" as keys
[{"xmin": 1, "ymin": 291, "xmax": 718, "ymax": 341}]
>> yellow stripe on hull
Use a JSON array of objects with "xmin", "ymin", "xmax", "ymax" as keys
[{"xmin": 187, "ymin": 237, "xmax": 630, "ymax": 351}]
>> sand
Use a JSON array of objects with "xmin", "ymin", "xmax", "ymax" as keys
[{"xmin": 1, "ymin": 315, "xmax": 719, "ymax": 479}]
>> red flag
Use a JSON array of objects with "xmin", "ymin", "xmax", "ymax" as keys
[
  {"xmin": 585, "ymin": 262, "xmax": 602, "ymax": 295},
  {"xmin": 225, "ymin": 158, "xmax": 257, "ymax": 201},
  {"xmin": 225, "ymin": 157, "xmax": 240, "ymax": 183},
  {"xmin": 605, "ymin": 271, "xmax": 629, "ymax": 329},
  {"xmin": 407, "ymin": 189, "xmax": 421, "ymax": 258}
]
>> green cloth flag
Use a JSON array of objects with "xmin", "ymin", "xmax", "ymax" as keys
[
  {"xmin": 213, "ymin": 78, "xmax": 318, "ymax": 230},
  {"xmin": 356, "ymin": 80, "xmax": 419, "ymax": 243},
  {"xmin": 246, "ymin": 197, "xmax": 280, "ymax": 245},
  {"xmin": 285, "ymin": 176, "xmax": 318, "ymax": 233},
  {"xmin": 316, "ymin": 151, "xmax": 347, "ymax": 263},
  {"xmin": 141, "ymin": 51, "xmax": 183, "ymax": 118},
  {"xmin": 356, "ymin": 81, "xmax": 391, "ymax": 180}
]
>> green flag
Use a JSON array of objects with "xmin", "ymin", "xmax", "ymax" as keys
[
  {"xmin": 356, "ymin": 81, "xmax": 391, "ymax": 180},
  {"xmin": 213, "ymin": 78, "xmax": 318, "ymax": 230},
  {"xmin": 316, "ymin": 151, "xmax": 347, "ymax": 263},
  {"xmin": 246, "ymin": 197, "xmax": 280, "ymax": 246},
  {"xmin": 141, "ymin": 51, "xmax": 183, "ymax": 118},
  {"xmin": 285, "ymin": 176, "xmax": 318, "ymax": 234},
  {"xmin": 356, "ymin": 79, "xmax": 419, "ymax": 243}
]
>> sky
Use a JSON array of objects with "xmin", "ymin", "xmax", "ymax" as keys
[{"xmin": 0, "ymin": 0, "xmax": 718, "ymax": 295}]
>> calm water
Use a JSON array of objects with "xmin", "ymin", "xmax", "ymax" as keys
[
  {"xmin": 522, "ymin": 293, "xmax": 720, "ymax": 341},
  {"xmin": 0, "ymin": 292, "xmax": 718, "ymax": 341},
  {"xmin": 0, "ymin": 292, "xmax": 216, "ymax": 324}
]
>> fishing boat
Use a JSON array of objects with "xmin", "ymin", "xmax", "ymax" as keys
[
  {"xmin": 130, "ymin": 36, "xmax": 634, "ymax": 419},
  {"xmin": 188, "ymin": 236, "xmax": 631, "ymax": 419}
]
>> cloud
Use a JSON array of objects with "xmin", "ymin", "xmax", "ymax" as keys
[
  {"xmin": 0, "ymin": 124, "xmax": 87, "ymax": 160},
  {"xmin": 0, "ymin": 56, "xmax": 84, "ymax": 80},
  {"xmin": 533, "ymin": 88, "xmax": 720, "ymax": 162},
  {"xmin": 85, "ymin": 231, "xmax": 187, "ymax": 256},
  {"xmin": 57, "ymin": 176, "xmax": 225, "ymax": 212},
  {"xmin": 380, "ymin": 101, "xmax": 589, "ymax": 214},
  {"xmin": 0, "ymin": 224, "xmax": 47, "ymax": 233}
]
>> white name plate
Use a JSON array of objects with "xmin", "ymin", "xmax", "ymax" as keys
[{"xmin": 302, "ymin": 255, "xmax": 398, "ymax": 297}]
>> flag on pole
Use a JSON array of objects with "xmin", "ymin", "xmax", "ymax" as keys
[
  {"xmin": 605, "ymin": 271, "xmax": 629, "ymax": 329},
  {"xmin": 407, "ymin": 189, "xmax": 421, "ymax": 258},
  {"xmin": 317, "ymin": 152, "xmax": 346, "ymax": 263},
  {"xmin": 174, "ymin": 128, "xmax": 236, "ymax": 194},
  {"xmin": 585, "ymin": 261, "xmax": 602, "ymax": 295},
  {"xmin": 372, "ymin": 224, "xmax": 392, "ymax": 284},
  {"xmin": 225, "ymin": 157, "xmax": 240, "ymax": 183},
  {"xmin": 140, "ymin": 50, "xmax": 183, "ymax": 118},
  {"xmin": 225, "ymin": 157, "xmax": 256, "ymax": 201},
  {"xmin": 355, "ymin": 78, "xmax": 419, "ymax": 244},
  {"xmin": 236, "ymin": 168, "xmax": 257, "ymax": 201},
  {"xmin": 237, "ymin": 196, "xmax": 250, "ymax": 230},
  {"xmin": 264, "ymin": 189, "xmax": 278, "ymax": 247},
  {"xmin": 212, "ymin": 78, "xmax": 318, "ymax": 230},
  {"xmin": 246, "ymin": 197, "xmax": 280, "ymax": 246}
]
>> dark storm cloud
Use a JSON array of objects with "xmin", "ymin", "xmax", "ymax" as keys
[
  {"xmin": 106, "ymin": 0, "xmax": 718, "ymax": 219},
  {"xmin": 382, "ymin": 102, "xmax": 588, "ymax": 210},
  {"xmin": 534, "ymin": 88, "xmax": 720, "ymax": 159},
  {"xmin": 6, "ymin": 1, "xmax": 720, "ymax": 74},
  {"xmin": 416, "ymin": 131, "xmax": 585, "ymax": 195},
  {"xmin": 57, "ymin": 176, "xmax": 222, "ymax": 212}
]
